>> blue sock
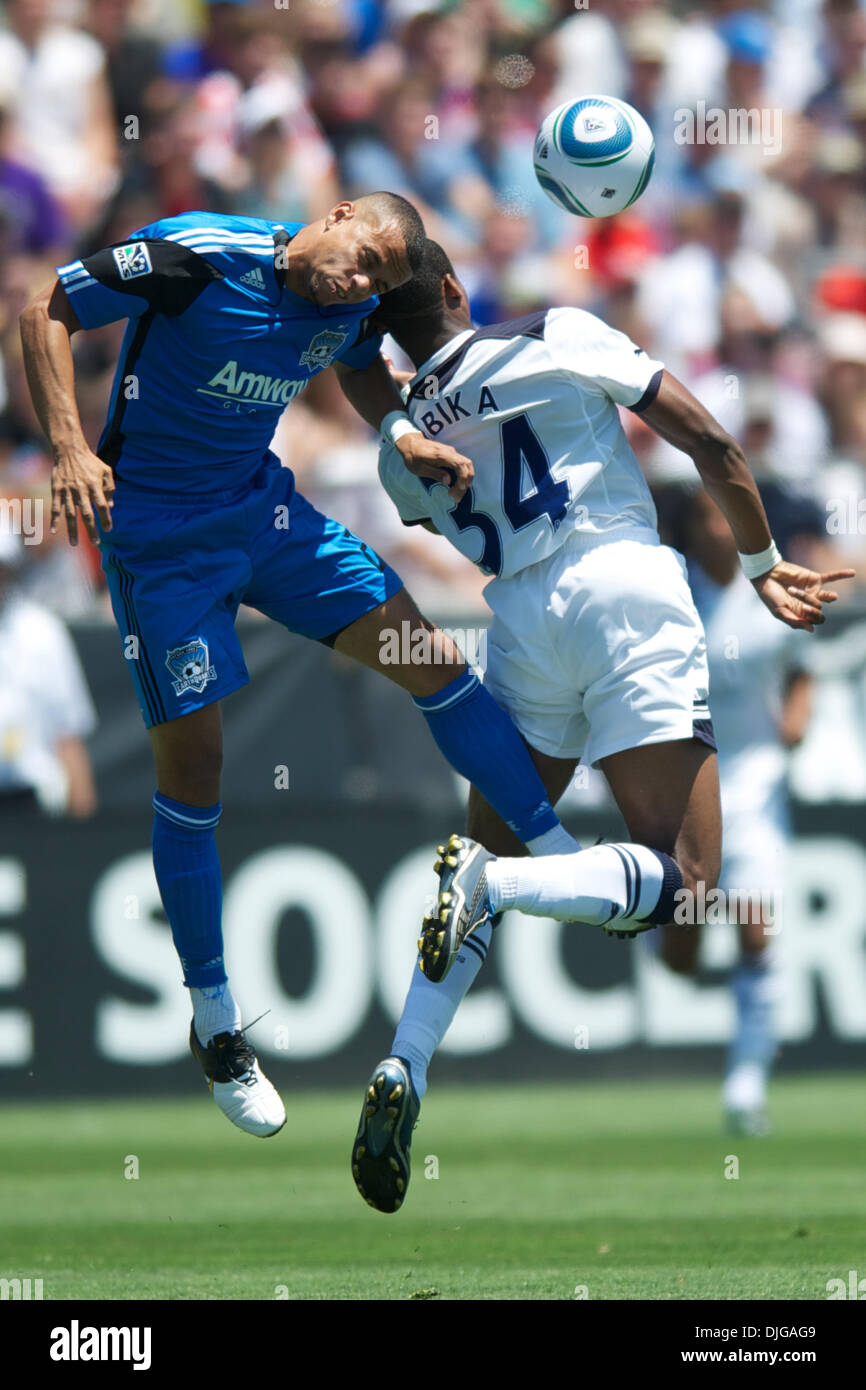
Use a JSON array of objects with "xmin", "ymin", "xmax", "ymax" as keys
[
  {"xmin": 728, "ymin": 949, "xmax": 776, "ymax": 1077},
  {"xmin": 413, "ymin": 670, "xmax": 558, "ymax": 844},
  {"xmin": 152, "ymin": 792, "xmax": 225, "ymax": 988}
]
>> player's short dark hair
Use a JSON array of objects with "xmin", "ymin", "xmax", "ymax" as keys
[
  {"xmin": 355, "ymin": 192, "xmax": 426, "ymax": 274},
  {"xmin": 372, "ymin": 238, "xmax": 455, "ymax": 332}
]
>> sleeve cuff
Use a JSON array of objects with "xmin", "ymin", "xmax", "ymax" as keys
[{"xmin": 629, "ymin": 367, "xmax": 664, "ymax": 414}]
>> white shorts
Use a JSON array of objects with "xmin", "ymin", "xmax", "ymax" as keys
[
  {"xmin": 718, "ymin": 749, "xmax": 790, "ymax": 893},
  {"xmin": 481, "ymin": 529, "xmax": 713, "ymax": 766}
]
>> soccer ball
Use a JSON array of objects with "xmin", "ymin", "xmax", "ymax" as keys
[{"xmin": 533, "ymin": 96, "xmax": 655, "ymax": 218}]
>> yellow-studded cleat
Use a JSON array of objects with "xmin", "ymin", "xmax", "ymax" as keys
[
  {"xmin": 418, "ymin": 834, "xmax": 495, "ymax": 983},
  {"xmin": 350, "ymin": 1057, "xmax": 421, "ymax": 1214}
]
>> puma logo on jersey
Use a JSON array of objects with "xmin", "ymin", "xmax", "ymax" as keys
[
  {"xmin": 239, "ymin": 266, "xmax": 266, "ymax": 288},
  {"xmin": 199, "ymin": 359, "xmax": 306, "ymax": 410}
]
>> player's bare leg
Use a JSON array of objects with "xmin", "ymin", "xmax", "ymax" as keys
[
  {"xmin": 606, "ymin": 742, "xmax": 776, "ymax": 1132},
  {"xmin": 334, "ymin": 586, "xmax": 579, "ymax": 856},
  {"xmin": 415, "ymin": 751, "xmax": 578, "ymax": 975},
  {"xmin": 466, "ymin": 747, "xmax": 578, "ymax": 856},
  {"xmin": 600, "ymin": 740, "xmax": 775, "ymax": 1134},
  {"xmin": 428, "ymin": 737, "xmax": 716, "ymax": 981},
  {"xmin": 148, "ymin": 702, "xmax": 223, "ymax": 807},
  {"xmin": 610, "ymin": 741, "xmax": 722, "ymax": 971},
  {"xmin": 414, "ymin": 753, "xmax": 579, "ymax": 981},
  {"xmin": 600, "ymin": 737, "xmax": 722, "ymax": 946},
  {"xmin": 148, "ymin": 702, "xmax": 286, "ymax": 1137},
  {"xmin": 332, "ymin": 586, "xmax": 465, "ymax": 696}
]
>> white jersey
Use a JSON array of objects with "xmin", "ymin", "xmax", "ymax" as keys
[
  {"xmin": 378, "ymin": 308, "xmax": 664, "ymax": 579},
  {"xmin": 0, "ymin": 592, "xmax": 96, "ymax": 808},
  {"xmin": 690, "ymin": 563, "xmax": 808, "ymax": 766}
]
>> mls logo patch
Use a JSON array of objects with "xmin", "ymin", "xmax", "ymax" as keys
[
  {"xmin": 113, "ymin": 242, "xmax": 152, "ymax": 281},
  {"xmin": 299, "ymin": 327, "xmax": 349, "ymax": 371},
  {"xmin": 165, "ymin": 638, "xmax": 217, "ymax": 697}
]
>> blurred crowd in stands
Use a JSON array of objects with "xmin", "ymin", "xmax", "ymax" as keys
[{"xmin": 1, "ymin": 0, "xmax": 866, "ymax": 618}]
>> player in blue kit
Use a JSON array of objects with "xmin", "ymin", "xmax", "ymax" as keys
[{"xmin": 20, "ymin": 197, "xmax": 581, "ymax": 1137}]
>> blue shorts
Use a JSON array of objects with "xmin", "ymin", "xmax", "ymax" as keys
[{"xmin": 99, "ymin": 453, "xmax": 403, "ymax": 727}]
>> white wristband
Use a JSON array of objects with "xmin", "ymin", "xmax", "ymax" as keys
[
  {"xmin": 738, "ymin": 540, "xmax": 782, "ymax": 580},
  {"xmin": 381, "ymin": 411, "xmax": 421, "ymax": 447}
]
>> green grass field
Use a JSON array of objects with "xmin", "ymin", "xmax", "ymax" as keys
[{"xmin": 0, "ymin": 1074, "xmax": 863, "ymax": 1301}]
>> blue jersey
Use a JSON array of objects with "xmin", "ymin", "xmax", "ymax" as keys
[{"xmin": 56, "ymin": 212, "xmax": 383, "ymax": 495}]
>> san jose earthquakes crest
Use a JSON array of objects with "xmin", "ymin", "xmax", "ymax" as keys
[
  {"xmin": 165, "ymin": 638, "xmax": 217, "ymax": 696},
  {"xmin": 299, "ymin": 327, "xmax": 349, "ymax": 370}
]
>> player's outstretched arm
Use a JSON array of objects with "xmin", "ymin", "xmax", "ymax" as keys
[
  {"xmin": 640, "ymin": 370, "xmax": 854, "ymax": 631},
  {"xmin": 334, "ymin": 355, "xmax": 473, "ymax": 500},
  {"xmin": 19, "ymin": 281, "xmax": 115, "ymax": 546}
]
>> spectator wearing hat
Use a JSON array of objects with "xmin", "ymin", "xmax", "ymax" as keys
[
  {"xmin": 819, "ymin": 311, "xmax": 866, "ymax": 435},
  {"xmin": 231, "ymin": 76, "xmax": 339, "ymax": 225}
]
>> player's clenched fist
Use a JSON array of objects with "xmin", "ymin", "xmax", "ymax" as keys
[
  {"xmin": 752, "ymin": 560, "xmax": 855, "ymax": 633},
  {"xmin": 394, "ymin": 432, "xmax": 474, "ymax": 501},
  {"xmin": 50, "ymin": 448, "xmax": 115, "ymax": 546}
]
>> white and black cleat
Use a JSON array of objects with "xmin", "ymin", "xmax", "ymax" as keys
[
  {"xmin": 189, "ymin": 1023, "xmax": 286, "ymax": 1137},
  {"xmin": 351, "ymin": 1057, "xmax": 420, "ymax": 1214},
  {"xmin": 419, "ymin": 833, "xmax": 495, "ymax": 984}
]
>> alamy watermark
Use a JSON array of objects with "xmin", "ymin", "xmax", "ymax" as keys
[
  {"xmin": 826, "ymin": 1270, "xmax": 866, "ymax": 1299},
  {"xmin": 674, "ymin": 102, "xmax": 782, "ymax": 158},
  {"xmin": 1, "ymin": 1276, "xmax": 43, "ymax": 1299},
  {"xmin": 0, "ymin": 496, "xmax": 43, "ymax": 545},
  {"xmin": 674, "ymin": 881, "xmax": 781, "ymax": 932},
  {"xmin": 379, "ymin": 621, "xmax": 487, "ymax": 669},
  {"xmin": 826, "ymin": 495, "xmax": 866, "ymax": 536},
  {"xmin": 49, "ymin": 1322, "xmax": 152, "ymax": 1370}
]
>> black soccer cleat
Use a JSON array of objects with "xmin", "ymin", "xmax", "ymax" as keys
[{"xmin": 351, "ymin": 1057, "xmax": 420, "ymax": 1214}]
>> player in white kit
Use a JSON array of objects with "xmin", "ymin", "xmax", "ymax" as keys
[
  {"xmin": 660, "ymin": 487, "xmax": 815, "ymax": 1135},
  {"xmin": 351, "ymin": 241, "xmax": 851, "ymax": 1212}
]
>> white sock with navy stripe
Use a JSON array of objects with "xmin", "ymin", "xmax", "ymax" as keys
[
  {"xmin": 391, "ymin": 921, "xmax": 494, "ymax": 1101},
  {"xmin": 485, "ymin": 843, "xmax": 682, "ymax": 927}
]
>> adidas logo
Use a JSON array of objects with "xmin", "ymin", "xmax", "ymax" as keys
[
  {"xmin": 537, "ymin": 140, "xmax": 549, "ymax": 159},
  {"xmin": 239, "ymin": 266, "xmax": 266, "ymax": 289}
]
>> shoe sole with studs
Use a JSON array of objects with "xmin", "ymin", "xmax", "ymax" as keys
[{"xmin": 351, "ymin": 1057, "xmax": 419, "ymax": 1214}]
